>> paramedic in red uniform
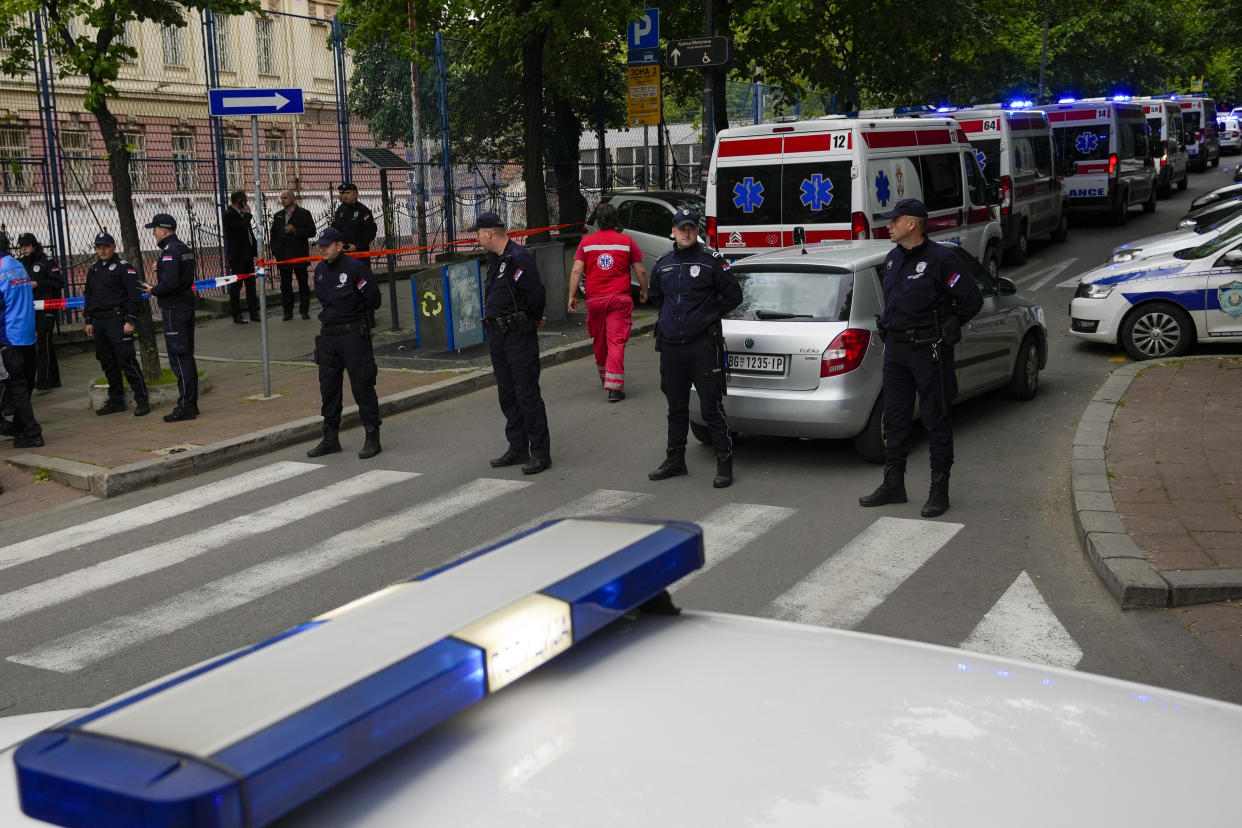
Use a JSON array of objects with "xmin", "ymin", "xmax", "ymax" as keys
[{"xmin": 567, "ymin": 203, "xmax": 648, "ymax": 402}]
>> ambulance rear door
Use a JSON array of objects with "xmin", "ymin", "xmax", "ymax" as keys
[{"xmin": 1048, "ymin": 105, "xmax": 1112, "ymax": 207}]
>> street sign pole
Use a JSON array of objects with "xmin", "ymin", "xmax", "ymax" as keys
[
  {"xmin": 702, "ymin": 2, "xmax": 715, "ymax": 193},
  {"xmin": 251, "ymin": 114, "xmax": 272, "ymax": 398}
]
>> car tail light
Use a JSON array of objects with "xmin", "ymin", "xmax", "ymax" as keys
[
  {"xmin": 821, "ymin": 329, "xmax": 870, "ymax": 377},
  {"xmin": 706, "ymin": 215, "xmax": 717, "ymax": 248},
  {"xmin": 851, "ymin": 211, "xmax": 870, "ymax": 240},
  {"xmin": 1000, "ymin": 175, "xmax": 1013, "ymax": 216},
  {"xmin": 1108, "ymin": 153, "xmax": 1118, "ymax": 177}
]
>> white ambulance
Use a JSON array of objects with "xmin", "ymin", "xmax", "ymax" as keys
[
  {"xmin": 1042, "ymin": 99, "xmax": 1157, "ymax": 225},
  {"xmin": 1173, "ymin": 95, "xmax": 1220, "ymax": 170},
  {"xmin": 706, "ymin": 116, "xmax": 1004, "ymax": 276},
  {"xmin": 956, "ymin": 105, "xmax": 1069, "ymax": 264},
  {"xmin": 1138, "ymin": 98, "xmax": 1190, "ymax": 196}
]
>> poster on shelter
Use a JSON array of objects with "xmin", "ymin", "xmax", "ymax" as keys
[{"xmin": 447, "ymin": 260, "xmax": 484, "ymax": 350}]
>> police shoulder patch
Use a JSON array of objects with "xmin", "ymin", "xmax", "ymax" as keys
[{"xmin": 32, "ymin": 265, "xmax": 41, "ymax": 272}]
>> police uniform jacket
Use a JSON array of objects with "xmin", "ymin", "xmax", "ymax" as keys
[
  {"xmin": 19, "ymin": 250, "xmax": 63, "ymax": 303},
  {"xmin": 150, "ymin": 234, "xmax": 196, "ymax": 312},
  {"xmin": 483, "ymin": 240, "xmax": 545, "ymax": 321},
  {"xmin": 270, "ymin": 206, "xmax": 317, "ymax": 263},
  {"xmin": 222, "ymin": 205, "xmax": 258, "ymax": 274},
  {"xmin": 314, "ymin": 253, "xmax": 381, "ymax": 325},
  {"xmin": 83, "ymin": 255, "xmax": 141, "ymax": 325},
  {"xmin": 331, "ymin": 201, "xmax": 378, "ymax": 252},
  {"xmin": 879, "ymin": 238, "xmax": 984, "ymax": 332},
  {"xmin": 649, "ymin": 241, "xmax": 743, "ymax": 344}
]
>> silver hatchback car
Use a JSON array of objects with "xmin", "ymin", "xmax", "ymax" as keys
[{"xmin": 689, "ymin": 240, "xmax": 1048, "ymax": 461}]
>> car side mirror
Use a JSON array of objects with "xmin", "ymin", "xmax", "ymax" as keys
[
  {"xmin": 1223, "ymin": 249, "xmax": 1242, "ymax": 267},
  {"xmin": 997, "ymin": 276, "xmax": 1017, "ymax": 296}
]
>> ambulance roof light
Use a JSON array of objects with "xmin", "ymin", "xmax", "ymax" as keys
[
  {"xmin": 1058, "ymin": 97, "xmax": 1077, "ymax": 103},
  {"xmin": 1113, "ymin": 94, "xmax": 1133, "ymax": 101},
  {"xmin": 1007, "ymin": 99, "xmax": 1034, "ymax": 109}
]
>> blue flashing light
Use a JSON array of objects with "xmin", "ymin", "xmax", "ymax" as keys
[
  {"xmin": 996, "ymin": 670, "xmax": 1011, "ymax": 678},
  {"xmin": 1113, "ymin": 94, "xmax": 1133, "ymax": 101},
  {"xmin": 936, "ymin": 106, "xmax": 954, "ymax": 113},
  {"xmin": 1058, "ymin": 97, "xmax": 1077, "ymax": 104},
  {"xmin": 1007, "ymin": 99, "xmax": 1034, "ymax": 109}
]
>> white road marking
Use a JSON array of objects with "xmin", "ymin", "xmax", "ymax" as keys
[
  {"xmin": 9, "ymin": 478, "xmax": 529, "ymax": 673},
  {"xmin": 1002, "ymin": 257, "xmax": 1045, "ymax": 282},
  {"xmin": 766, "ymin": 517, "xmax": 963, "ymax": 628},
  {"xmin": 0, "ymin": 461, "xmax": 321, "ymax": 572},
  {"xmin": 673, "ymin": 503, "xmax": 797, "ymax": 591},
  {"xmin": 455, "ymin": 489, "xmax": 654, "ymax": 561},
  {"xmin": 1027, "ymin": 258, "xmax": 1079, "ymax": 290},
  {"xmin": 0, "ymin": 471, "xmax": 418, "ymax": 624},
  {"xmin": 959, "ymin": 571, "xmax": 1084, "ymax": 670}
]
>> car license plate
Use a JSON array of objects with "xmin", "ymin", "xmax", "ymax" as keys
[{"xmin": 727, "ymin": 353, "xmax": 785, "ymax": 374}]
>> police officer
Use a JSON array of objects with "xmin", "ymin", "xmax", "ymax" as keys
[
  {"xmin": 141, "ymin": 213, "xmax": 199, "ymax": 422},
  {"xmin": 331, "ymin": 183, "xmax": 377, "ymax": 269},
  {"xmin": 647, "ymin": 208, "xmax": 742, "ymax": 488},
  {"xmin": 17, "ymin": 232, "xmax": 62, "ymax": 390},
  {"xmin": 0, "ymin": 231, "xmax": 43, "ymax": 447},
  {"xmin": 861, "ymin": 198, "xmax": 983, "ymax": 517},
  {"xmin": 305, "ymin": 227, "xmax": 383, "ymax": 460},
  {"xmin": 84, "ymin": 232, "xmax": 150, "ymax": 416},
  {"xmin": 474, "ymin": 211, "xmax": 551, "ymax": 475}
]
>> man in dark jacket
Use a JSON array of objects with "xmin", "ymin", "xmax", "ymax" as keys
[
  {"xmin": 330, "ymin": 183, "xmax": 377, "ymax": 273},
  {"xmin": 16, "ymin": 232, "xmax": 62, "ymax": 389},
  {"xmin": 142, "ymin": 213, "xmax": 199, "ymax": 422},
  {"xmin": 222, "ymin": 190, "xmax": 260, "ymax": 324},
  {"xmin": 270, "ymin": 189, "xmax": 317, "ymax": 321},
  {"xmin": 83, "ymin": 232, "xmax": 149, "ymax": 416}
]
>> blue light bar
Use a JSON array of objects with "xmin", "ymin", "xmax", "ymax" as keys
[
  {"xmin": 1007, "ymin": 99, "xmax": 1034, "ymax": 109},
  {"xmin": 1058, "ymin": 97, "xmax": 1077, "ymax": 104},
  {"xmin": 14, "ymin": 517, "xmax": 705, "ymax": 828},
  {"xmin": 1113, "ymin": 94, "xmax": 1133, "ymax": 101}
]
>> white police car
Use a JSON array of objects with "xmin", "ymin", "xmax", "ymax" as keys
[
  {"xmin": 4, "ymin": 518, "xmax": 1242, "ymax": 827},
  {"xmin": 1071, "ymin": 221, "xmax": 1242, "ymax": 359},
  {"xmin": 1108, "ymin": 209, "xmax": 1242, "ymax": 264}
]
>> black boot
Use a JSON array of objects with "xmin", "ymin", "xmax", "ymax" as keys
[
  {"xmin": 921, "ymin": 472, "xmax": 951, "ymax": 517},
  {"xmin": 648, "ymin": 448, "xmax": 688, "ymax": 481},
  {"xmin": 358, "ymin": 426, "xmax": 381, "ymax": 460},
  {"xmin": 712, "ymin": 454, "xmax": 733, "ymax": 489},
  {"xmin": 859, "ymin": 464, "xmax": 907, "ymax": 507},
  {"xmin": 307, "ymin": 426, "xmax": 342, "ymax": 458}
]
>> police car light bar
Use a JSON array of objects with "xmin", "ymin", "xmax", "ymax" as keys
[{"xmin": 14, "ymin": 517, "xmax": 704, "ymax": 828}]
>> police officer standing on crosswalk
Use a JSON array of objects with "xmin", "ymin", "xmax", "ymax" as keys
[
  {"xmin": 647, "ymin": 208, "xmax": 742, "ymax": 488},
  {"xmin": 84, "ymin": 232, "xmax": 150, "ymax": 417},
  {"xmin": 860, "ymin": 198, "xmax": 983, "ymax": 517},
  {"xmin": 141, "ymin": 213, "xmax": 199, "ymax": 422},
  {"xmin": 305, "ymin": 227, "xmax": 383, "ymax": 460}
]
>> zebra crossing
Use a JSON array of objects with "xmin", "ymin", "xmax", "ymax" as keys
[{"xmin": 0, "ymin": 461, "xmax": 1084, "ymax": 678}]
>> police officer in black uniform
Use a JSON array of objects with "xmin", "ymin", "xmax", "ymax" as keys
[
  {"xmin": 141, "ymin": 213, "xmax": 199, "ymax": 422},
  {"xmin": 474, "ymin": 211, "xmax": 552, "ymax": 475},
  {"xmin": 861, "ymin": 198, "xmax": 983, "ymax": 517},
  {"xmin": 647, "ymin": 208, "xmax": 743, "ymax": 488},
  {"xmin": 17, "ymin": 232, "xmax": 62, "ymax": 389},
  {"xmin": 330, "ymin": 183, "xmax": 378, "ymax": 270},
  {"xmin": 305, "ymin": 227, "xmax": 383, "ymax": 460},
  {"xmin": 84, "ymin": 232, "xmax": 150, "ymax": 416}
]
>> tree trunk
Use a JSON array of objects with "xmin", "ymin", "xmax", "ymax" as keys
[
  {"xmin": 94, "ymin": 102, "xmax": 162, "ymax": 382},
  {"xmin": 520, "ymin": 26, "xmax": 550, "ymax": 243},
  {"xmin": 549, "ymin": 95, "xmax": 587, "ymax": 228}
]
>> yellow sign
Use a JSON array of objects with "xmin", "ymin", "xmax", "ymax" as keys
[
  {"xmin": 1190, "ymin": 76, "xmax": 1204, "ymax": 93},
  {"xmin": 627, "ymin": 65, "xmax": 661, "ymax": 126}
]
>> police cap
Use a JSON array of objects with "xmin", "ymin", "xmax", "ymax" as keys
[
  {"xmin": 672, "ymin": 208, "xmax": 700, "ymax": 228},
  {"xmin": 17, "ymin": 232, "xmax": 37, "ymax": 248},
  {"xmin": 876, "ymin": 198, "xmax": 929, "ymax": 220},
  {"xmin": 337, "ymin": 182, "xmax": 358, "ymax": 193},
  {"xmin": 467, "ymin": 211, "xmax": 505, "ymax": 231},
  {"xmin": 94, "ymin": 232, "xmax": 117, "ymax": 247},
  {"xmin": 314, "ymin": 227, "xmax": 345, "ymax": 246},
  {"xmin": 144, "ymin": 213, "xmax": 177, "ymax": 230}
]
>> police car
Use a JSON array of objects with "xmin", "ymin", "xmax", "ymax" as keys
[
  {"xmin": 1177, "ymin": 194, "xmax": 1242, "ymax": 229},
  {"xmin": 1108, "ymin": 209, "xmax": 1242, "ymax": 264},
  {"xmin": 1190, "ymin": 180, "xmax": 1242, "ymax": 212},
  {"xmin": 3, "ymin": 517, "xmax": 1242, "ymax": 827},
  {"xmin": 1070, "ymin": 220, "xmax": 1242, "ymax": 359}
]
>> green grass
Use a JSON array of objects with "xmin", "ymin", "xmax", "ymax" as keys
[
  {"xmin": 33, "ymin": 467, "xmax": 53, "ymax": 482},
  {"xmin": 94, "ymin": 368, "xmax": 206, "ymax": 386}
]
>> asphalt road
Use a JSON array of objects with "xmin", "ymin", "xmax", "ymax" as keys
[{"xmin": 2, "ymin": 160, "xmax": 1241, "ymax": 718}]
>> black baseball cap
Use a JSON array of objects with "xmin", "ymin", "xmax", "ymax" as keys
[
  {"xmin": 467, "ymin": 211, "xmax": 505, "ymax": 231},
  {"xmin": 17, "ymin": 232, "xmax": 37, "ymax": 247},
  {"xmin": 94, "ymin": 232, "xmax": 116, "ymax": 246},
  {"xmin": 876, "ymin": 198, "xmax": 928, "ymax": 220},
  {"xmin": 338, "ymin": 182, "xmax": 358, "ymax": 193},
  {"xmin": 672, "ymin": 208, "xmax": 700, "ymax": 228},
  {"xmin": 144, "ymin": 213, "xmax": 177, "ymax": 230},
  {"xmin": 314, "ymin": 227, "xmax": 345, "ymax": 246}
]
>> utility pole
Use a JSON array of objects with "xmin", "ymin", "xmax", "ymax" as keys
[
  {"xmin": 699, "ymin": 0, "xmax": 715, "ymax": 194},
  {"xmin": 1038, "ymin": 0, "xmax": 1050, "ymax": 104},
  {"xmin": 408, "ymin": 1, "xmax": 429, "ymax": 263}
]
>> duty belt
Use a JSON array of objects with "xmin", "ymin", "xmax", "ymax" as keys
[
  {"xmin": 89, "ymin": 307, "xmax": 124, "ymax": 319},
  {"xmin": 320, "ymin": 321, "xmax": 366, "ymax": 336},
  {"xmin": 889, "ymin": 326, "xmax": 938, "ymax": 344}
]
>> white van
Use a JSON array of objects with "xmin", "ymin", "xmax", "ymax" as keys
[
  {"xmin": 1174, "ymin": 96, "xmax": 1220, "ymax": 170},
  {"xmin": 957, "ymin": 106, "xmax": 1069, "ymax": 263},
  {"xmin": 1043, "ymin": 99, "xmax": 1157, "ymax": 225},
  {"xmin": 706, "ymin": 117, "xmax": 1004, "ymax": 276},
  {"xmin": 1138, "ymin": 99, "xmax": 1190, "ymax": 196}
]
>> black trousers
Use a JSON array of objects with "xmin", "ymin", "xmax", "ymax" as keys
[
  {"xmin": 280, "ymin": 266, "xmax": 310, "ymax": 316},
  {"xmin": 93, "ymin": 315, "xmax": 149, "ymax": 404},
  {"xmin": 881, "ymin": 340, "xmax": 958, "ymax": 473},
  {"xmin": 660, "ymin": 336, "xmax": 731, "ymax": 459},
  {"xmin": 488, "ymin": 329, "xmax": 550, "ymax": 458},
  {"xmin": 316, "ymin": 329, "xmax": 379, "ymax": 429},
  {"xmin": 162, "ymin": 307, "xmax": 198, "ymax": 410},
  {"xmin": 229, "ymin": 276, "xmax": 259, "ymax": 318},
  {"xmin": 1, "ymin": 344, "xmax": 40, "ymax": 438},
  {"xmin": 34, "ymin": 311, "xmax": 60, "ymax": 388}
]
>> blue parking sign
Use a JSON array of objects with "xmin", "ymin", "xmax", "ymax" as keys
[{"xmin": 628, "ymin": 8, "xmax": 659, "ymax": 50}]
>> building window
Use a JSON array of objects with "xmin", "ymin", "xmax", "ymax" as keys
[
  {"xmin": 215, "ymin": 15, "xmax": 233, "ymax": 72},
  {"xmin": 264, "ymin": 136, "xmax": 285, "ymax": 190},
  {"xmin": 0, "ymin": 129, "xmax": 31, "ymax": 192},
  {"xmin": 256, "ymin": 17, "xmax": 276, "ymax": 75},
  {"xmin": 61, "ymin": 130, "xmax": 94, "ymax": 191},
  {"xmin": 162, "ymin": 25, "xmax": 184, "ymax": 66},
  {"xmin": 223, "ymin": 136, "xmax": 244, "ymax": 192},
  {"xmin": 122, "ymin": 131, "xmax": 147, "ymax": 190},
  {"xmin": 173, "ymin": 134, "xmax": 195, "ymax": 190}
]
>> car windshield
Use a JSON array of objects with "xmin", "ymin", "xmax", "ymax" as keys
[
  {"xmin": 971, "ymin": 138, "xmax": 1001, "ymax": 181},
  {"xmin": 726, "ymin": 268, "xmax": 853, "ymax": 321},
  {"xmin": 1188, "ymin": 196, "xmax": 1242, "ymax": 222},
  {"xmin": 1177, "ymin": 220, "xmax": 1242, "ymax": 259},
  {"xmin": 1053, "ymin": 124, "xmax": 1110, "ymax": 162}
]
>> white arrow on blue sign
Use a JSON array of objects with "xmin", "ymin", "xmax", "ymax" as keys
[{"xmin": 208, "ymin": 87, "xmax": 305, "ymax": 117}]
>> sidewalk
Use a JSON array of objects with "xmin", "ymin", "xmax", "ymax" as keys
[{"xmin": 1, "ymin": 292, "xmax": 650, "ymax": 522}]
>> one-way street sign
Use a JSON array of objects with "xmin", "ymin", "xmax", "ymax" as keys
[
  {"xmin": 666, "ymin": 37, "xmax": 730, "ymax": 69},
  {"xmin": 208, "ymin": 88, "xmax": 305, "ymax": 117}
]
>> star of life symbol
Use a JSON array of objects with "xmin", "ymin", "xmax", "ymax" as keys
[
  {"xmin": 799, "ymin": 174, "xmax": 834, "ymax": 211},
  {"xmin": 875, "ymin": 170, "xmax": 891, "ymax": 206},
  {"xmin": 732, "ymin": 177, "xmax": 765, "ymax": 213},
  {"xmin": 974, "ymin": 149, "xmax": 987, "ymax": 170},
  {"xmin": 598, "ymin": 253, "xmax": 614, "ymax": 270},
  {"xmin": 1075, "ymin": 132, "xmax": 1100, "ymax": 154}
]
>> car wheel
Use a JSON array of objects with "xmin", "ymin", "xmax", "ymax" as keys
[
  {"xmin": 1120, "ymin": 301, "xmax": 1194, "ymax": 361},
  {"xmin": 689, "ymin": 420, "xmax": 713, "ymax": 445},
  {"xmin": 1004, "ymin": 335, "xmax": 1040, "ymax": 401},
  {"xmin": 983, "ymin": 243, "xmax": 1001, "ymax": 280},
  {"xmin": 1004, "ymin": 222, "xmax": 1029, "ymax": 265},
  {"xmin": 1111, "ymin": 190, "xmax": 1129, "ymax": 225},
  {"xmin": 853, "ymin": 393, "xmax": 885, "ymax": 464},
  {"xmin": 1050, "ymin": 209, "xmax": 1069, "ymax": 243},
  {"xmin": 1142, "ymin": 185, "xmax": 1157, "ymax": 213}
]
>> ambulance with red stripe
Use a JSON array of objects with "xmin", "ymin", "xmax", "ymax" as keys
[
  {"xmin": 1137, "ymin": 99, "xmax": 1190, "ymax": 195},
  {"xmin": 956, "ymin": 106, "xmax": 1069, "ymax": 264},
  {"xmin": 706, "ymin": 117, "xmax": 1004, "ymax": 276},
  {"xmin": 1173, "ymin": 95, "xmax": 1220, "ymax": 170},
  {"xmin": 1042, "ymin": 99, "xmax": 1157, "ymax": 225}
]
